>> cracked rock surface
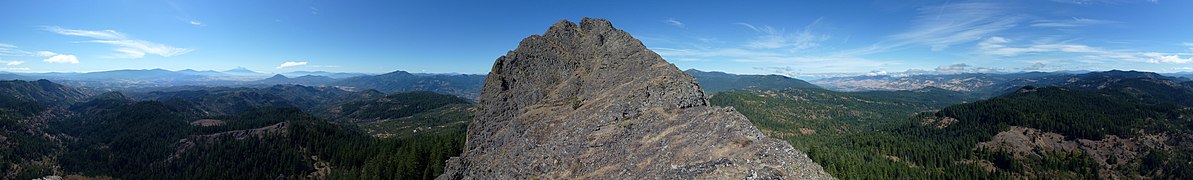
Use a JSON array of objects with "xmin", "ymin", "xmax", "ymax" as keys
[{"xmin": 438, "ymin": 18, "xmax": 833, "ymax": 179}]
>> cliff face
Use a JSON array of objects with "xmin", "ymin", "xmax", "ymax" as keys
[{"xmin": 439, "ymin": 18, "xmax": 832, "ymax": 179}]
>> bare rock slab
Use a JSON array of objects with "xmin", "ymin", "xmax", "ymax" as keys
[{"xmin": 439, "ymin": 18, "xmax": 833, "ymax": 179}]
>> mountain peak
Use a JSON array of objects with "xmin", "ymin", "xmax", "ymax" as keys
[
  {"xmin": 380, "ymin": 70, "xmax": 413, "ymax": 76},
  {"xmin": 225, "ymin": 67, "xmax": 258, "ymax": 73},
  {"xmin": 579, "ymin": 17, "xmax": 614, "ymax": 31},
  {"xmin": 440, "ymin": 18, "xmax": 830, "ymax": 179}
]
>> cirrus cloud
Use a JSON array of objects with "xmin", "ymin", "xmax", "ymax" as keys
[
  {"xmin": 663, "ymin": 18, "xmax": 684, "ymax": 28},
  {"xmin": 42, "ymin": 26, "xmax": 193, "ymax": 58},
  {"xmin": 1031, "ymin": 17, "xmax": 1120, "ymax": 28},
  {"xmin": 0, "ymin": 43, "xmax": 33, "ymax": 56},
  {"xmin": 736, "ymin": 18, "xmax": 830, "ymax": 51}
]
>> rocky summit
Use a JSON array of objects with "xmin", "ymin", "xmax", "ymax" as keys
[{"xmin": 438, "ymin": 18, "xmax": 832, "ymax": 179}]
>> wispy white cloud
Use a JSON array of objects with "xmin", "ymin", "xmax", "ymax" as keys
[
  {"xmin": 735, "ymin": 18, "xmax": 830, "ymax": 51},
  {"xmin": 669, "ymin": 58, "xmax": 707, "ymax": 62},
  {"xmin": 36, "ymin": 51, "xmax": 56, "ymax": 57},
  {"xmin": 656, "ymin": 46, "xmax": 892, "ymax": 73},
  {"xmin": 0, "ymin": 43, "xmax": 32, "ymax": 56},
  {"xmin": 978, "ymin": 36, "xmax": 1192, "ymax": 64},
  {"xmin": 729, "ymin": 55, "xmax": 889, "ymax": 68},
  {"xmin": 0, "ymin": 67, "xmax": 31, "ymax": 71},
  {"xmin": 1031, "ymin": 17, "xmax": 1119, "ymax": 27},
  {"xmin": 654, "ymin": 47, "xmax": 783, "ymax": 58},
  {"xmin": 655, "ymin": 18, "xmax": 893, "ymax": 74},
  {"xmin": 43, "ymin": 54, "xmax": 79, "ymax": 64},
  {"xmin": 978, "ymin": 36, "xmax": 1101, "ymax": 56},
  {"xmin": 931, "ymin": 63, "xmax": 1003, "ymax": 74},
  {"xmin": 880, "ymin": 2, "xmax": 1022, "ymax": 52},
  {"xmin": 92, "ymin": 39, "xmax": 192, "ymax": 58},
  {"xmin": 276, "ymin": 61, "xmax": 308, "ymax": 68},
  {"xmin": 1051, "ymin": 0, "xmax": 1158, "ymax": 5},
  {"xmin": 42, "ymin": 26, "xmax": 193, "ymax": 58},
  {"xmin": 663, "ymin": 18, "xmax": 684, "ymax": 28},
  {"xmin": 166, "ymin": 1, "xmax": 205, "ymax": 27},
  {"xmin": 43, "ymin": 26, "xmax": 126, "ymax": 39},
  {"xmin": 934, "ymin": 63, "xmax": 972, "ymax": 74},
  {"xmin": 5, "ymin": 61, "xmax": 24, "ymax": 66}
]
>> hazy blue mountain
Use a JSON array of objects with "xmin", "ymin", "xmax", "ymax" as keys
[
  {"xmin": 1163, "ymin": 72, "xmax": 1193, "ymax": 79},
  {"xmin": 282, "ymin": 71, "xmax": 369, "ymax": 79},
  {"xmin": 0, "ymin": 69, "xmax": 487, "ymax": 100},
  {"xmin": 684, "ymin": 69, "xmax": 819, "ymax": 93},
  {"xmin": 250, "ymin": 74, "xmax": 338, "ymax": 86},
  {"xmin": 222, "ymin": 67, "xmax": 267, "ymax": 76},
  {"xmin": 0, "ymin": 73, "xmax": 28, "ymax": 81},
  {"xmin": 332, "ymin": 70, "xmax": 486, "ymax": 99},
  {"xmin": 177, "ymin": 69, "xmax": 230, "ymax": 76},
  {"xmin": 51, "ymin": 69, "xmax": 206, "ymax": 81},
  {"xmin": 413, "ymin": 72, "xmax": 466, "ymax": 76}
]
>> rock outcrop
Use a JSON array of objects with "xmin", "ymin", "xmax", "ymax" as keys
[{"xmin": 439, "ymin": 18, "xmax": 831, "ymax": 179}]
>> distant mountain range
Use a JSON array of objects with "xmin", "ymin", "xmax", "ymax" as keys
[
  {"xmin": 220, "ymin": 67, "xmax": 266, "ymax": 76},
  {"xmin": 0, "ymin": 68, "xmax": 487, "ymax": 99},
  {"xmin": 331, "ymin": 70, "xmax": 487, "ymax": 99},
  {"xmin": 6, "ymin": 67, "xmax": 1191, "ymax": 101},
  {"xmin": 685, "ymin": 69, "xmax": 820, "ymax": 93},
  {"xmin": 0, "ymin": 68, "xmax": 826, "ymax": 100},
  {"xmin": 812, "ymin": 72, "xmax": 1059, "ymax": 93},
  {"xmin": 811, "ymin": 70, "xmax": 1192, "ymax": 98},
  {"xmin": 280, "ymin": 71, "xmax": 369, "ymax": 79},
  {"xmin": 252, "ymin": 74, "xmax": 338, "ymax": 86}
]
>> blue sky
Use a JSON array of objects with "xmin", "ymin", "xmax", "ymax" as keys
[{"xmin": 1, "ymin": 0, "xmax": 1191, "ymax": 78}]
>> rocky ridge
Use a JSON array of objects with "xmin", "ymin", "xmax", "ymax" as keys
[
  {"xmin": 976, "ymin": 126, "xmax": 1178, "ymax": 179},
  {"xmin": 439, "ymin": 18, "xmax": 831, "ymax": 179}
]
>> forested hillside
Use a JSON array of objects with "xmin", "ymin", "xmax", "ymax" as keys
[
  {"xmin": 320, "ymin": 91, "xmax": 474, "ymax": 138},
  {"xmin": 710, "ymin": 87, "xmax": 999, "ymax": 179},
  {"xmin": 713, "ymin": 72, "xmax": 1193, "ymax": 179},
  {"xmin": 684, "ymin": 69, "xmax": 820, "ymax": 93},
  {"xmin": 0, "ymin": 79, "xmax": 471, "ymax": 179}
]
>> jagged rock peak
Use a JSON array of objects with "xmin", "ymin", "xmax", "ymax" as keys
[{"xmin": 439, "ymin": 18, "xmax": 832, "ymax": 179}]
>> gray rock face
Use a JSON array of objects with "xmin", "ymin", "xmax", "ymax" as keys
[{"xmin": 439, "ymin": 18, "xmax": 832, "ymax": 179}]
